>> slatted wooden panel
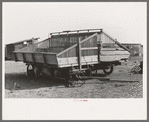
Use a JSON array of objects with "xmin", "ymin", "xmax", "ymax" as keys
[
  {"xmin": 81, "ymin": 36, "xmax": 97, "ymax": 48},
  {"xmin": 57, "ymin": 33, "xmax": 98, "ymax": 59},
  {"xmin": 15, "ymin": 45, "xmax": 37, "ymax": 52},
  {"xmin": 50, "ymin": 37, "xmax": 77, "ymax": 47},
  {"xmin": 45, "ymin": 35, "xmax": 87, "ymax": 53},
  {"xmin": 38, "ymin": 39, "xmax": 49, "ymax": 48},
  {"xmin": 24, "ymin": 53, "xmax": 33, "ymax": 62},
  {"xmin": 68, "ymin": 47, "xmax": 77, "ymax": 57},
  {"xmin": 32, "ymin": 34, "xmax": 91, "ymax": 54},
  {"xmin": 33, "ymin": 53, "xmax": 45, "ymax": 63},
  {"xmin": 6, "ymin": 44, "xmax": 14, "ymax": 59},
  {"xmin": 81, "ymin": 49, "xmax": 98, "ymax": 56},
  {"xmin": 100, "ymin": 32, "xmax": 130, "ymax": 62},
  {"xmin": 14, "ymin": 43, "xmax": 24, "ymax": 51},
  {"xmin": 101, "ymin": 33, "xmax": 119, "ymax": 48},
  {"xmin": 81, "ymin": 35, "xmax": 98, "ymax": 56},
  {"xmin": 48, "ymin": 47, "xmax": 66, "ymax": 53},
  {"xmin": 15, "ymin": 53, "xmax": 23, "ymax": 61},
  {"xmin": 58, "ymin": 46, "xmax": 77, "ymax": 58},
  {"xmin": 44, "ymin": 54, "xmax": 58, "ymax": 65}
]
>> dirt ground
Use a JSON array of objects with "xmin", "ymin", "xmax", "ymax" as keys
[{"xmin": 4, "ymin": 56, "xmax": 143, "ymax": 98}]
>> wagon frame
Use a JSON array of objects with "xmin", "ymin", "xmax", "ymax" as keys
[{"xmin": 13, "ymin": 29, "xmax": 130, "ymax": 87}]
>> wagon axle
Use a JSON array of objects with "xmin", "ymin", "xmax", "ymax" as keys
[{"xmin": 26, "ymin": 64, "xmax": 86, "ymax": 87}]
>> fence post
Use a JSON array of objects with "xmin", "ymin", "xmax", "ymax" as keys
[
  {"xmin": 97, "ymin": 33, "xmax": 101, "ymax": 62},
  {"xmin": 78, "ymin": 37, "xmax": 81, "ymax": 71}
]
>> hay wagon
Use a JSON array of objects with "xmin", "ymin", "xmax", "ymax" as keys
[
  {"xmin": 13, "ymin": 29, "xmax": 130, "ymax": 87},
  {"xmin": 5, "ymin": 37, "xmax": 39, "ymax": 60}
]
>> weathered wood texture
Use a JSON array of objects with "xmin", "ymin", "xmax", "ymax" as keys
[
  {"xmin": 81, "ymin": 36, "xmax": 98, "ymax": 56},
  {"xmin": 15, "ymin": 45, "xmax": 37, "ymax": 52},
  {"xmin": 14, "ymin": 30, "xmax": 130, "ymax": 66},
  {"xmin": 57, "ymin": 33, "xmax": 98, "ymax": 58},
  {"xmin": 6, "ymin": 44, "xmax": 14, "ymax": 59},
  {"xmin": 34, "ymin": 34, "xmax": 94, "ymax": 54},
  {"xmin": 101, "ymin": 32, "xmax": 119, "ymax": 48},
  {"xmin": 14, "ymin": 52, "xmax": 58, "ymax": 65},
  {"xmin": 81, "ymin": 36, "xmax": 97, "ymax": 48},
  {"xmin": 5, "ymin": 38, "xmax": 38, "ymax": 60}
]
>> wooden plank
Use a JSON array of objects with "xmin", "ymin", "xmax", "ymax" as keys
[
  {"xmin": 58, "ymin": 61, "xmax": 99, "ymax": 68},
  {"xmin": 24, "ymin": 53, "xmax": 33, "ymax": 62},
  {"xmin": 97, "ymin": 33, "xmax": 101, "ymax": 62},
  {"xmin": 78, "ymin": 37, "xmax": 81, "ymax": 70},
  {"xmin": 81, "ymin": 36, "xmax": 97, "ymax": 48},
  {"xmin": 81, "ymin": 47, "xmax": 98, "ymax": 50},
  {"xmin": 31, "ymin": 53, "xmax": 35, "ymax": 63},
  {"xmin": 22, "ymin": 53, "xmax": 26, "ymax": 62},
  {"xmin": 13, "ymin": 53, "xmax": 18, "ymax": 62},
  {"xmin": 50, "ymin": 29, "xmax": 102, "ymax": 35},
  {"xmin": 57, "ymin": 33, "xmax": 98, "ymax": 57},
  {"xmin": 57, "ymin": 43, "xmax": 78, "ymax": 56},
  {"xmin": 48, "ymin": 46, "xmax": 70, "ymax": 48},
  {"xmin": 58, "ymin": 55, "xmax": 98, "ymax": 67},
  {"xmin": 44, "ymin": 54, "xmax": 58, "ymax": 65},
  {"xmin": 33, "ymin": 53, "xmax": 44, "ymax": 63},
  {"xmin": 97, "ymin": 43, "xmax": 100, "ymax": 62},
  {"xmin": 102, "ymin": 31, "xmax": 130, "ymax": 52},
  {"xmin": 68, "ymin": 47, "xmax": 77, "ymax": 57},
  {"xmin": 42, "ymin": 54, "xmax": 46, "ymax": 64},
  {"xmin": 100, "ymin": 55, "xmax": 130, "ymax": 62},
  {"xmin": 80, "ymin": 33, "xmax": 98, "ymax": 44},
  {"xmin": 13, "ymin": 51, "xmax": 57, "ymax": 55},
  {"xmin": 101, "ymin": 48, "xmax": 124, "ymax": 51},
  {"xmin": 15, "ymin": 53, "xmax": 23, "ymax": 61},
  {"xmin": 102, "ymin": 31, "xmax": 116, "ymax": 42},
  {"xmin": 81, "ymin": 49, "xmax": 98, "ymax": 56},
  {"xmin": 100, "ymin": 50, "xmax": 130, "ymax": 56}
]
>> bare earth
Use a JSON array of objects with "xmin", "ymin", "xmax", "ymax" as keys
[{"xmin": 5, "ymin": 57, "xmax": 143, "ymax": 98}]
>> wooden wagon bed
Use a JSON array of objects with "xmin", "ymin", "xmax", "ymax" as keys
[{"xmin": 13, "ymin": 29, "xmax": 130, "ymax": 68}]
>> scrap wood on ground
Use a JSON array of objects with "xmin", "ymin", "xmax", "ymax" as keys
[{"xmin": 131, "ymin": 61, "xmax": 143, "ymax": 74}]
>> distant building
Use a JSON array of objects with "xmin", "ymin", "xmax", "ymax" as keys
[
  {"xmin": 121, "ymin": 43, "xmax": 143, "ymax": 56},
  {"xmin": 5, "ymin": 37, "xmax": 39, "ymax": 60}
]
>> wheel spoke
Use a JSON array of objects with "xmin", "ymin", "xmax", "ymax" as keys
[{"xmin": 69, "ymin": 72, "xmax": 85, "ymax": 87}]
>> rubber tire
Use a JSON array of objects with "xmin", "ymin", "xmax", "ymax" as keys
[{"xmin": 103, "ymin": 65, "xmax": 114, "ymax": 75}]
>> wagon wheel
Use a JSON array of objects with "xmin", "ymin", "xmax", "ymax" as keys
[
  {"xmin": 69, "ymin": 72, "xmax": 85, "ymax": 87},
  {"xmin": 103, "ymin": 64, "xmax": 114, "ymax": 75},
  {"xmin": 27, "ymin": 64, "xmax": 35, "ymax": 79}
]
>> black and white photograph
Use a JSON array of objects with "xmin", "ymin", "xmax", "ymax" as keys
[{"xmin": 3, "ymin": 2, "xmax": 147, "ymax": 120}]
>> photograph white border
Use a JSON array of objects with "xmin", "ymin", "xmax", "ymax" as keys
[{"xmin": 2, "ymin": 2, "xmax": 147, "ymax": 120}]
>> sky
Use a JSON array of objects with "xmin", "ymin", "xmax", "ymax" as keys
[{"xmin": 3, "ymin": 2, "xmax": 146, "ymax": 45}]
